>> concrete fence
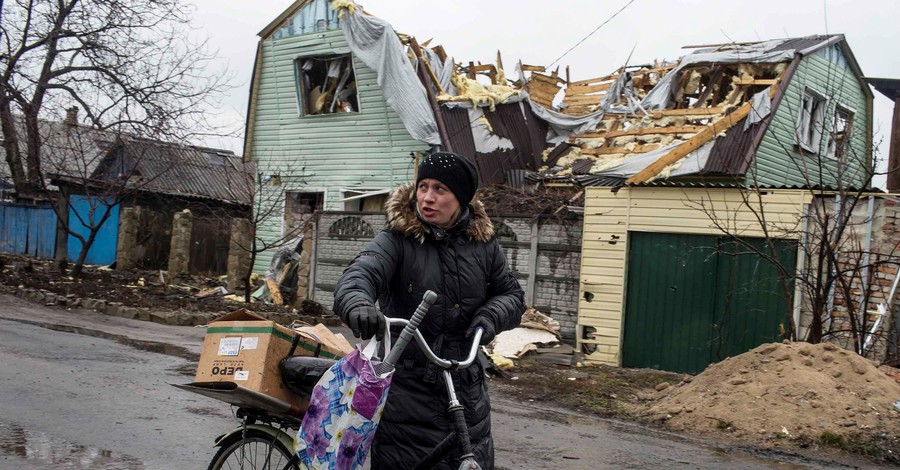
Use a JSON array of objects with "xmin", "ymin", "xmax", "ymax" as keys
[{"xmin": 310, "ymin": 211, "xmax": 583, "ymax": 340}]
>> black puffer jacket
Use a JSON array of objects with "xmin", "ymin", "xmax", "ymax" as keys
[{"xmin": 333, "ymin": 183, "xmax": 524, "ymax": 469}]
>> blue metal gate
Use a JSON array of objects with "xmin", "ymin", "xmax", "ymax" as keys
[
  {"xmin": 0, "ymin": 202, "xmax": 58, "ymax": 259},
  {"xmin": 66, "ymin": 196, "xmax": 120, "ymax": 265}
]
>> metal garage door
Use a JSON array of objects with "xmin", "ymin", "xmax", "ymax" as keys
[{"xmin": 622, "ymin": 232, "xmax": 797, "ymax": 374}]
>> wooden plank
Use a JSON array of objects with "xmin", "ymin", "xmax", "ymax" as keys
[
  {"xmin": 267, "ymin": 278, "xmax": 283, "ymax": 305},
  {"xmin": 567, "ymin": 81, "xmax": 615, "ymax": 94},
  {"xmin": 651, "ymin": 106, "xmax": 725, "ymax": 117},
  {"xmin": 579, "ymin": 144, "xmax": 660, "ymax": 155},
  {"xmin": 568, "ymin": 74, "xmax": 619, "ymax": 87},
  {"xmin": 693, "ymin": 66, "xmax": 723, "ymax": 107},
  {"xmin": 625, "ymin": 101, "xmax": 754, "ymax": 184},
  {"xmin": 562, "ymin": 95, "xmax": 606, "ymax": 107},
  {"xmin": 521, "ymin": 64, "xmax": 546, "ymax": 72},
  {"xmin": 529, "ymin": 72, "xmax": 563, "ymax": 84},
  {"xmin": 576, "ymin": 126, "xmax": 705, "ymax": 139},
  {"xmin": 735, "ymin": 78, "xmax": 778, "ymax": 86}
]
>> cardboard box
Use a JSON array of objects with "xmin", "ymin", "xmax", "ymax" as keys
[{"xmin": 194, "ymin": 309, "xmax": 346, "ymax": 408}]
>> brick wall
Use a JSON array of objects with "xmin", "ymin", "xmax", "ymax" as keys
[
  {"xmin": 799, "ymin": 195, "xmax": 900, "ymax": 363},
  {"xmin": 311, "ymin": 211, "xmax": 582, "ymax": 340}
]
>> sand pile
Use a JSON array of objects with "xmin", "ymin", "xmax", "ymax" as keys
[{"xmin": 649, "ymin": 341, "xmax": 900, "ymax": 448}]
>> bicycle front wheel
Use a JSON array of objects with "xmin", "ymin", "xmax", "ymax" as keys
[{"xmin": 207, "ymin": 429, "xmax": 298, "ymax": 470}]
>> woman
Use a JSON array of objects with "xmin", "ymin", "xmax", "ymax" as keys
[{"xmin": 333, "ymin": 151, "xmax": 524, "ymax": 469}]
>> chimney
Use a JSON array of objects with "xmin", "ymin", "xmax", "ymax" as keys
[{"xmin": 64, "ymin": 106, "xmax": 79, "ymax": 126}]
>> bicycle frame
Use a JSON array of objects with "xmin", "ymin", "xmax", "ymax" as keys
[{"xmin": 384, "ymin": 317, "xmax": 484, "ymax": 470}]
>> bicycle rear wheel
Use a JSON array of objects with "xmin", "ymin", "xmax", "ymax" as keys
[{"xmin": 207, "ymin": 429, "xmax": 298, "ymax": 470}]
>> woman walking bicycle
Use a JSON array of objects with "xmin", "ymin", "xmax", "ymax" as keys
[{"xmin": 333, "ymin": 151, "xmax": 524, "ymax": 469}]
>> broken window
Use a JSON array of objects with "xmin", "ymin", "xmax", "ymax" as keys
[
  {"xmin": 296, "ymin": 55, "xmax": 358, "ymax": 116},
  {"xmin": 341, "ymin": 189, "xmax": 388, "ymax": 212},
  {"xmin": 796, "ymin": 88, "xmax": 828, "ymax": 153},
  {"xmin": 826, "ymin": 105, "xmax": 854, "ymax": 160},
  {"xmin": 285, "ymin": 191, "xmax": 323, "ymax": 233}
]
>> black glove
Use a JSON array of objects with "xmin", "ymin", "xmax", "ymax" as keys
[
  {"xmin": 347, "ymin": 304, "xmax": 384, "ymax": 341},
  {"xmin": 465, "ymin": 314, "xmax": 496, "ymax": 345}
]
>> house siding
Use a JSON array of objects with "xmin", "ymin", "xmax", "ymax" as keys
[
  {"xmin": 249, "ymin": 29, "xmax": 429, "ymax": 272},
  {"xmin": 578, "ymin": 186, "xmax": 809, "ymax": 366},
  {"xmin": 752, "ymin": 50, "xmax": 869, "ymax": 188}
]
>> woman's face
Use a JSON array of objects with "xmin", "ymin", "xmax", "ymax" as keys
[{"xmin": 416, "ymin": 178, "xmax": 460, "ymax": 228}]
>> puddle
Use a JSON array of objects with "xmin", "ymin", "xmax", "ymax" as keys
[
  {"xmin": 0, "ymin": 421, "xmax": 144, "ymax": 469},
  {"xmin": 36, "ymin": 323, "xmax": 198, "ymax": 361}
]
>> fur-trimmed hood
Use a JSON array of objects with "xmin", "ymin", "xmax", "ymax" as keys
[{"xmin": 385, "ymin": 183, "xmax": 494, "ymax": 243}]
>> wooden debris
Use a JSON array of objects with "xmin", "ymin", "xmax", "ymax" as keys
[{"xmin": 267, "ymin": 278, "xmax": 283, "ymax": 305}]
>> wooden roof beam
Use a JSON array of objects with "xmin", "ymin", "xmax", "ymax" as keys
[{"xmin": 625, "ymin": 101, "xmax": 753, "ymax": 185}]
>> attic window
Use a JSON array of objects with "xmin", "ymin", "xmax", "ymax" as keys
[
  {"xmin": 296, "ymin": 55, "xmax": 358, "ymax": 116},
  {"xmin": 796, "ymin": 88, "xmax": 828, "ymax": 153},
  {"xmin": 827, "ymin": 105, "xmax": 854, "ymax": 161}
]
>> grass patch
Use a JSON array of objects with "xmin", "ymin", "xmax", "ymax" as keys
[{"xmin": 819, "ymin": 431, "xmax": 846, "ymax": 449}]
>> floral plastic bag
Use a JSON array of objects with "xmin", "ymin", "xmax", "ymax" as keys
[{"xmin": 295, "ymin": 340, "xmax": 391, "ymax": 469}]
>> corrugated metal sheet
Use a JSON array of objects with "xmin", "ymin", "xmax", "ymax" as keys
[
  {"xmin": 767, "ymin": 35, "xmax": 837, "ymax": 54},
  {"xmin": 483, "ymin": 102, "xmax": 548, "ymax": 171},
  {"xmin": 443, "ymin": 103, "xmax": 549, "ymax": 186},
  {"xmin": 544, "ymin": 143, "xmax": 574, "ymax": 168},
  {"xmin": 702, "ymin": 117, "xmax": 760, "ymax": 175},
  {"xmin": 97, "ymin": 139, "xmax": 255, "ymax": 206},
  {"xmin": 571, "ymin": 159, "xmax": 594, "ymax": 175},
  {"xmin": 442, "ymin": 107, "xmax": 478, "ymax": 162}
]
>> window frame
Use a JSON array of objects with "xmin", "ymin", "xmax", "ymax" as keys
[
  {"xmin": 294, "ymin": 53, "xmax": 360, "ymax": 117},
  {"xmin": 795, "ymin": 87, "xmax": 829, "ymax": 154},
  {"xmin": 826, "ymin": 103, "xmax": 855, "ymax": 161}
]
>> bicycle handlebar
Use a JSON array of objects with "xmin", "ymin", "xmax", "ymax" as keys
[{"xmin": 384, "ymin": 316, "xmax": 483, "ymax": 370}]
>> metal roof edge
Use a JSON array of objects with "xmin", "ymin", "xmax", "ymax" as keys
[{"xmin": 258, "ymin": 0, "xmax": 311, "ymax": 39}]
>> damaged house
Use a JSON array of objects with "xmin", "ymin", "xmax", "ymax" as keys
[
  {"xmin": 245, "ymin": 0, "xmax": 576, "ymax": 321},
  {"xmin": 0, "ymin": 109, "xmax": 252, "ymax": 276},
  {"xmin": 533, "ymin": 35, "xmax": 877, "ymax": 372},
  {"xmin": 245, "ymin": 1, "xmax": 885, "ymax": 370}
]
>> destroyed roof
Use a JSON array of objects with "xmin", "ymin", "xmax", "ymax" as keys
[
  {"xmin": 534, "ymin": 34, "xmax": 866, "ymax": 187},
  {"xmin": 85, "ymin": 139, "xmax": 254, "ymax": 206}
]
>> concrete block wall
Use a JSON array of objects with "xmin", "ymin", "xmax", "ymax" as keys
[
  {"xmin": 116, "ymin": 206, "xmax": 137, "ymax": 270},
  {"xmin": 313, "ymin": 213, "xmax": 386, "ymax": 310},
  {"xmin": 168, "ymin": 209, "xmax": 192, "ymax": 277},
  {"xmin": 312, "ymin": 211, "xmax": 583, "ymax": 340}
]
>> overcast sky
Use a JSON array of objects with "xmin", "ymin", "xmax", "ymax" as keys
[{"xmin": 189, "ymin": 0, "xmax": 899, "ymax": 183}]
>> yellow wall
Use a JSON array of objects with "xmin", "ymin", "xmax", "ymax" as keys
[{"xmin": 578, "ymin": 186, "xmax": 810, "ymax": 365}]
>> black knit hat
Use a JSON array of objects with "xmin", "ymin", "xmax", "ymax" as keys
[{"xmin": 416, "ymin": 152, "xmax": 479, "ymax": 206}]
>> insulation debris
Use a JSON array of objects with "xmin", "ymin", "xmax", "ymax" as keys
[{"xmin": 449, "ymin": 74, "xmax": 520, "ymax": 111}]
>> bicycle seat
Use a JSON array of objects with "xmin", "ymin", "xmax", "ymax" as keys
[{"xmin": 280, "ymin": 356, "xmax": 336, "ymax": 397}]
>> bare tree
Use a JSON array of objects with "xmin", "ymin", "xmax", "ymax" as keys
[
  {"xmin": 0, "ymin": 0, "xmax": 231, "ymax": 198},
  {"xmin": 42, "ymin": 126, "xmax": 173, "ymax": 276},
  {"xmin": 202, "ymin": 161, "xmax": 316, "ymax": 304},
  {"xmin": 686, "ymin": 60, "xmax": 897, "ymax": 358}
]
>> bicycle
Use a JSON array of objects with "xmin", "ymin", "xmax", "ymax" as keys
[{"xmin": 186, "ymin": 291, "xmax": 486, "ymax": 470}]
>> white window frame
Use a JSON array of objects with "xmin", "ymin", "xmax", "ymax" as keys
[
  {"xmin": 339, "ymin": 188, "xmax": 390, "ymax": 212},
  {"xmin": 795, "ymin": 87, "xmax": 829, "ymax": 154},
  {"xmin": 826, "ymin": 103, "xmax": 855, "ymax": 161}
]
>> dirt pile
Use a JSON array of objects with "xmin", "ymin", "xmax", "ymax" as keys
[{"xmin": 649, "ymin": 341, "xmax": 900, "ymax": 458}]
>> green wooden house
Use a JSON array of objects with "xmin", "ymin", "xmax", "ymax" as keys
[{"xmin": 244, "ymin": 0, "xmax": 431, "ymax": 271}]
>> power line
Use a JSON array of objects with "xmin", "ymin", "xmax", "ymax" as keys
[{"xmin": 547, "ymin": 0, "xmax": 637, "ymax": 68}]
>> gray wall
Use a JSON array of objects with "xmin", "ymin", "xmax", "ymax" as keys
[{"xmin": 312, "ymin": 211, "xmax": 582, "ymax": 341}]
